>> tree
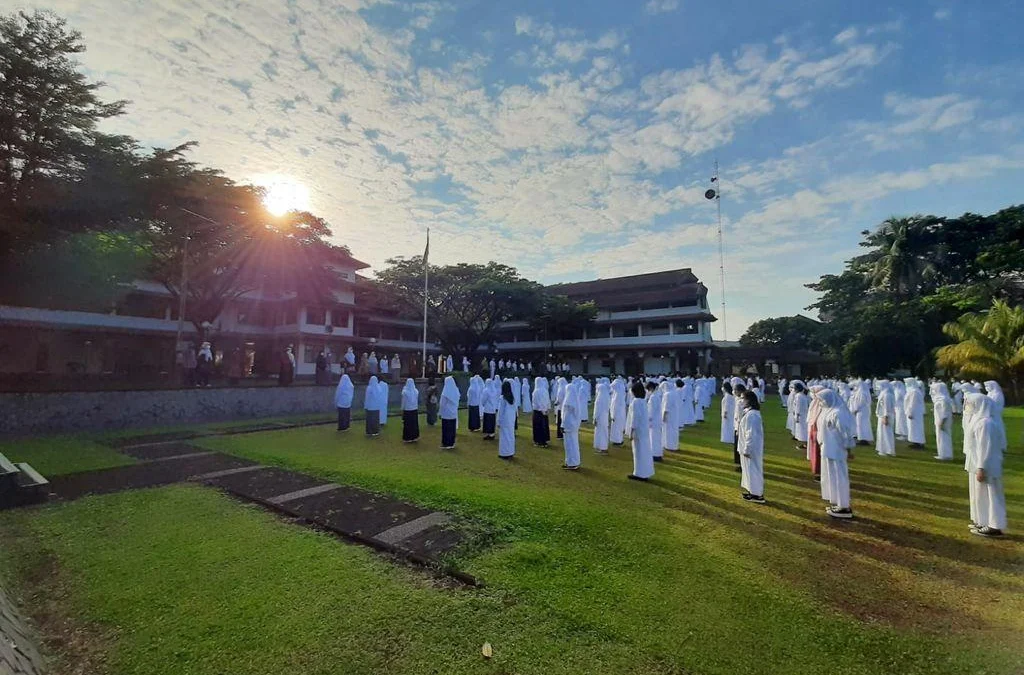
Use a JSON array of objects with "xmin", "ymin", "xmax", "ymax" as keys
[
  {"xmin": 0, "ymin": 11, "xmax": 126, "ymax": 211},
  {"xmin": 529, "ymin": 294, "xmax": 598, "ymax": 354},
  {"xmin": 374, "ymin": 258, "xmax": 545, "ymax": 359},
  {"xmin": 936, "ymin": 299, "xmax": 1024, "ymax": 403},
  {"xmin": 140, "ymin": 145, "xmax": 346, "ymax": 342},
  {"xmin": 739, "ymin": 316, "xmax": 826, "ymax": 352},
  {"xmin": 857, "ymin": 216, "xmax": 939, "ymax": 299}
]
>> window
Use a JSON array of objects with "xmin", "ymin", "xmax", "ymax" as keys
[
  {"xmin": 675, "ymin": 321, "xmax": 699, "ymax": 335},
  {"xmin": 306, "ymin": 307, "xmax": 326, "ymax": 325},
  {"xmin": 612, "ymin": 324, "xmax": 639, "ymax": 338},
  {"xmin": 644, "ymin": 323, "xmax": 670, "ymax": 336}
]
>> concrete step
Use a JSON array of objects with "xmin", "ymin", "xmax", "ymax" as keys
[{"xmin": 0, "ymin": 462, "xmax": 50, "ymax": 509}]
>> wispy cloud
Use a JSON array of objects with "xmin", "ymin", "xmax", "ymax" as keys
[{"xmin": 644, "ymin": 0, "xmax": 679, "ymax": 16}]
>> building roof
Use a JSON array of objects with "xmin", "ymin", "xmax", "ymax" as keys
[{"xmin": 548, "ymin": 269, "xmax": 708, "ymax": 311}]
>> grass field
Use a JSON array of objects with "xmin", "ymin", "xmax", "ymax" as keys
[{"xmin": 1, "ymin": 400, "xmax": 1021, "ymax": 675}]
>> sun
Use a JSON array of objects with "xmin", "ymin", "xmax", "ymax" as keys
[{"xmin": 260, "ymin": 177, "xmax": 311, "ymax": 216}]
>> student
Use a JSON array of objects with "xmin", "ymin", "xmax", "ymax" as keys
[
  {"xmin": 849, "ymin": 381, "xmax": 874, "ymax": 446},
  {"xmin": 816, "ymin": 388, "xmax": 855, "ymax": 519},
  {"xmin": 401, "ymin": 378, "xmax": 420, "ymax": 443},
  {"xmin": 498, "ymin": 380, "xmax": 517, "ymax": 460},
  {"xmin": 627, "ymin": 380, "xmax": 654, "ymax": 481},
  {"xmin": 364, "ymin": 375, "xmax": 382, "ymax": 437},
  {"xmin": 531, "ymin": 377, "xmax": 552, "ymax": 447},
  {"xmin": 791, "ymin": 381, "xmax": 810, "ymax": 450},
  {"xmin": 467, "ymin": 375, "xmax": 483, "ymax": 431},
  {"xmin": 647, "ymin": 381, "xmax": 664, "ymax": 462},
  {"xmin": 609, "ymin": 377, "xmax": 627, "ymax": 445},
  {"xmin": 553, "ymin": 377, "xmax": 566, "ymax": 439},
  {"xmin": 966, "ymin": 393, "xmax": 1007, "ymax": 537},
  {"xmin": 806, "ymin": 385, "xmax": 825, "ymax": 478},
  {"xmin": 334, "ymin": 374, "xmax": 354, "ymax": 431},
  {"xmin": 904, "ymin": 378, "xmax": 926, "ymax": 449},
  {"xmin": 561, "ymin": 378, "xmax": 582, "ymax": 470},
  {"xmin": 731, "ymin": 379, "xmax": 747, "ymax": 471},
  {"xmin": 378, "ymin": 378, "xmax": 389, "ymax": 427},
  {"xmin": 592, "ymin": 380, "xmax": 611, "ymax": 453},
  {"xmin": 737, "ymin": 390, "xmax": 765, "ymax": 504},
  {"xmin": 875, "ymin": 381, "xmax": 896, "ymax": 457},
  {"xmin": 660, "ymin": 381, "xmax": 679, "ymax": 454},
  {"xmin": 482, "ymin": 378, "xmax": 499, "ymax": 440},
  {"xmin": 424, "ymin": 377, "xmax": 439, "ymax": 426},
  {"xmin": 521, "ymin": 377, "xmax": 533, "ymax": 415},
  {"xmin": 893, "ymin": 380, "xmax": 907, "ymax": 441},
  {"xmin": 439, "ymin": 376, "xmax": 460, "ymax": 449},
  {"xmin": 719, "ymin": 381, "xmax": 734, "ymax": 445},
  {"xmin": 930, "ymin": 382, "xmax": 954, "ymax": 460}
]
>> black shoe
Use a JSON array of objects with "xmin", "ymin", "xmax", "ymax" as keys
[
  {"xmin": 748, "ymin": 495, "xmax": 766, "ymax": 504},
  {"xmin": 856, "ymin": 440, "xmax": 870, "ymax": 446},
  {"xmin": 827, "ymin": 507, "xmax": 854, "ymax": 519},
  {"xmin": 627, "ymin": 474, "xmax": 649, "ymax": 482},
  {"xmin": 499, "ymin": 455, "xmax": 514, "ymax": 461},
  {"xmin": 653, "ymin": 456, "xmax": 664, "ymax": 462},
  {"xmin": 741, "ymin": 492, "xmax": 753, "ymax": 500},
  {"xmin": 972, "ymin": 527, "xmax": 1003, "ymax": 538},
  {"xmin": 562, "ymin": 464, "xmax": 580, "ymax": 471}
]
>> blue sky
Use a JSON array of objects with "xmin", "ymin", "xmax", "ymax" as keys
[{"xmin": 27, "ymin": 0, "xmax": 1024, "ymax": 338}]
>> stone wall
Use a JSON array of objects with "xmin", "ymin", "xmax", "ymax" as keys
[
  {"xmin": 0, "ymin": 381, "xmax": 465, "ymax": 436},
  {"xmin": 0, "ymin": 583, "xmax": 45, "ymax": 675}
]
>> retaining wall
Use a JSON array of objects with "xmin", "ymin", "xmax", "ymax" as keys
[{"xmin": 0, "ymin": 583, "xmax": 45, "ymax": 675}]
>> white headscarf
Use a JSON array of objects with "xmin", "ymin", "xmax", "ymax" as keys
[
  {"xmin": 363, "ymin": 376, "xmax": 381, "ymax": 411},
  {"xmin": 334, "ymin": 374, "xmax": 354, "ymax": 408},
  {"xmin": 401, "ymin": 378, "xmax": 418, "ymax": 411},
  {"xmin": 532, "ymin": 377, "xmax": 551, "ymax": 411},
  {"xmin": 441, "ymin": 375, "xmax": 460, "ymax": 406}
]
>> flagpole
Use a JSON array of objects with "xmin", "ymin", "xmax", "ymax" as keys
[{"xmin": 421, "ymin": 228, "xmax": 429, "ymax": 379}]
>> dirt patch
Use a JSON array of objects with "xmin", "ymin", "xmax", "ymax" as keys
[
  {"xmin": 49, "ymin": 453, "xmax": 258, "ymax": 500},
  {"xmin": 0, "ymin": 522, "xmax": 115, "ymax": 675}
]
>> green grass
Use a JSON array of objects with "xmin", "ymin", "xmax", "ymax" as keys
[
  {"xmin": 0, "ymin": 435, "xmax": 135, "ymax": 476},
  {"xmin": 1, "ymin": 400, "xmax": 1022, "ymax": 675}
]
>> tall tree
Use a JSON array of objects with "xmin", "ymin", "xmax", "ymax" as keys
[
  {"xmin": 739, "ymin": 315, "xmax": 826, "ymax": 352},
  {"xmin": 936, "ymin": 299, "xmax": 1024, "ymax": 403},
  {"xmin": 857, "ymin": 216, "xmax": 939, "ymax": 299},
  {"xmin": 374, "ymin": 258, "xmax": 545, "ymax": 358},
  {"xmin": 0, "ymin": 11, "xmax": 126, "ymax": 210}
]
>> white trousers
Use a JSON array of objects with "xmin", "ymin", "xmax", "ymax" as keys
[
  {"xmin": 563, "ymin": 431, "xmax": 581, "ymax": 468},
  {"xmin": 826, "ymin": 458, "xmax": 850, "ymax": 509},
  {"xmin": 975, "ymin": 477, "xmax": 1008, "ymax": 530},
  {"xmin": 968, "ymin": 474, "xmax": 980, "ymax": 525}
]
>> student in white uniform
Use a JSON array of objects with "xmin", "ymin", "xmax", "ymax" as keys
[
  {"xmin": 904, "ymin": 378, "xmax": 926, "ymax": 449},
  {"xmin": 817, "ymin": 388, "xmax": 855, "ymax": 519},
  {"xmin": 561, "ymin": 379, "xmax": 582, "ymax": 470},
  {"xmin": 497, "ymin": 380, "xmax": 517, "ymax": 460},
  {"xmin": 874, "ymin": 381, "xmax": 896, "ymax": 457},
  {"xmin": 737, "ymin": 390, "xmax": 765, "ymax": 504},
  {"xmin": 966, "ymin": 393, "xmax": 1007, "ymax": 537},
  {"xmin": 662, "ymin": 381, "xmax": 680, "ymax": 453},
  {"xmin": 592, "ymin": 380, "xmax": 611, "ymax": 454},
  {"xmin": 930, "ymin": 381, "xmax": 954, "ymax": 460},
  {"xmin": 720, "ymin": 381, "xmax": 735, "ymax": 445},
  {"xmin": 647, "ymin": 381, "xmax": 664, "ymax": 463},
  {"xmin": 627, "ymin": 380, "xmax": 654, "ymax": 481},
  {"xmin": 609, "ymin": 377, "xmax": 627, "ymax": 445}
]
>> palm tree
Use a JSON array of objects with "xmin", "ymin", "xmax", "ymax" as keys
[
  {"xmin": 936, "ymin": 299, "xmax": 1024, "ymax": 403},
  {"xmin": 864, "ymin": 216, "xmax": 938, "ymax": 298}
]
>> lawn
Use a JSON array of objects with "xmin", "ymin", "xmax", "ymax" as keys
[{"xmin": 1, "ymin": 400, "xmax": 1021, "ymax": 675}]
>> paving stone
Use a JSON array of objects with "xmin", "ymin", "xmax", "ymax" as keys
[
  {"xmin": 393, "ymin": 523, "xmax": 464, "ymax": 558},
  {"xmin": 266, "ymin": 483, "xmax": 341, "ymax": 505},
  {"xmin": 203, "ymin": 466, "xmax": 330, "ymax": 502},
  {"xmin": 280, "ymin": 485, "xmax": 433, "ymax": 538},
  {"xmin": 49, "ymin": 453, "xmax": 258, "ymax": 500},
  {"xmin": 373, "ymin": 512, "xmax": 451, "ymax": 545},
  {"xmin": 119, "ymin": 442, "xmax": 210, "ymax": 461}
]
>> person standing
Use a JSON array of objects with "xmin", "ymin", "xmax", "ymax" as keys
[
  {"xmin": 481, "ymin": 378, "xmax": 499, "ymax": 440},
  {"xmin": 719, "ymin": 381, "xmax": 735, "ymax": 446},
  {"xmin": 364, "ymin": 376, "xmax": 382, "ymax": 437},
  {"xmin": 904, "ymin": 378, "xmax": 926, "ymax": 449},
  {"xmin": 553, "ymin": 377, "xmax": 566, "ymax": 440},
  {"xmin": 334, "ymin": 374, "xmax": 354, "ymax": 431},
  {"xmin": 521, "ymin": 378, "xmax": 533, "ymax": 416},
  {"xmin": 893, "ymin": 380, "xmax": 907, "ymax": 441},
  {"xmin": 875, "ymin": 381, "xmax": 896, "ymax": 457},
  {"xmin": 439, "ymin": 376, "xmax": 461, "ymax": 449},
  {"xmin": 315, "ymin": 350, "xmax": 328, "ymax": 385},
  {"xmin": 531, "ymin": 376, "xmax": 552, "ymax": 447},
  {"xmin": 592, "ymin": 380, "xmax": 611, "ymax": 454},
  {"xmin": 498, "ymin": 380, "xmax": 517, "ymax": 460},
  {"xmin": 401, "ymin": 378, "xmax": 420, "ymax": 443},
  {"xmin": 196, "ymin": 342, "xmax": 213, "ymax": 387},
  {"xmin": 849, "ymin": 381, "xmax": 874, "ymax": 445},
  {"xmin": 467, "ymin": 375, "xmax": 483, "ymax": 432},
  {"xmin": 966, "ymin": 393, "xmax": 1007, "ymax": 537},
  {"xmin": 627, "ymin": 380, "xmax": 654, "ymax": 481},
  {"xmin": 930, "ymin": 381, "xmax": 953, "ymax": 460},
  {"xmin": 647, "ymin": 381, "xmax": 664, "ymax": 463},
  {"xmin": 378, "ymin": 379, "xmax": 389, "ymax": 427},
  {"xmin": 609, "ymin": 377, "xmax": 627, "ymax": 445},
  {"xmin": 368, "ymin": 351, "xmax": 379, "ymax": 376},
  {"xmin": 424, "ymin": 377, "xmax": 439, "ymax": 426},
  {"xmin": 661, "ymin": 381, "xmax": 680, "ymax": 454},
  {"xmin": 391, "ymin": 354, "xmax": 402, "ymax": 381},
  {"xmin": 737, "ymin": 390, "xmax": 765, "ymax": 504},
  {"xmin": 560, "ymin": 378, "xmax": 582, "ymax": 470},
  {"xmin": 791, "ymin": 381, "xmax": 810, "ymax": 450},
  {"xmin": 817, "ymin": 389, "xmax": 855, "ymax": 519}
]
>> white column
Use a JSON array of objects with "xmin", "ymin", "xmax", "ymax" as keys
[
  {"xmin": 608, "ymin": 325, "xmax": 614, "ymax": 338},
  {"xmin": 324, "ymin": 308, "xmax": 332, "ymax": 326},
  {"xmin": 636, "ymin": 324, "xmax": 643, "ymax": 337},
  {"xmin": 300, "ymin": 306, "xmax": 308, "ymax": 325}
]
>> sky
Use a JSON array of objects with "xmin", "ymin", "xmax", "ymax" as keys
[{"xmin": 18, "ymin": 0, "xmax": 1024, "ymax": 339}]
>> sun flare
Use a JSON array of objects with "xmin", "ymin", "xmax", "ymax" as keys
[{"xmin": 260, "ymin": 177, "xmax": 310, "ymax": 216}]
